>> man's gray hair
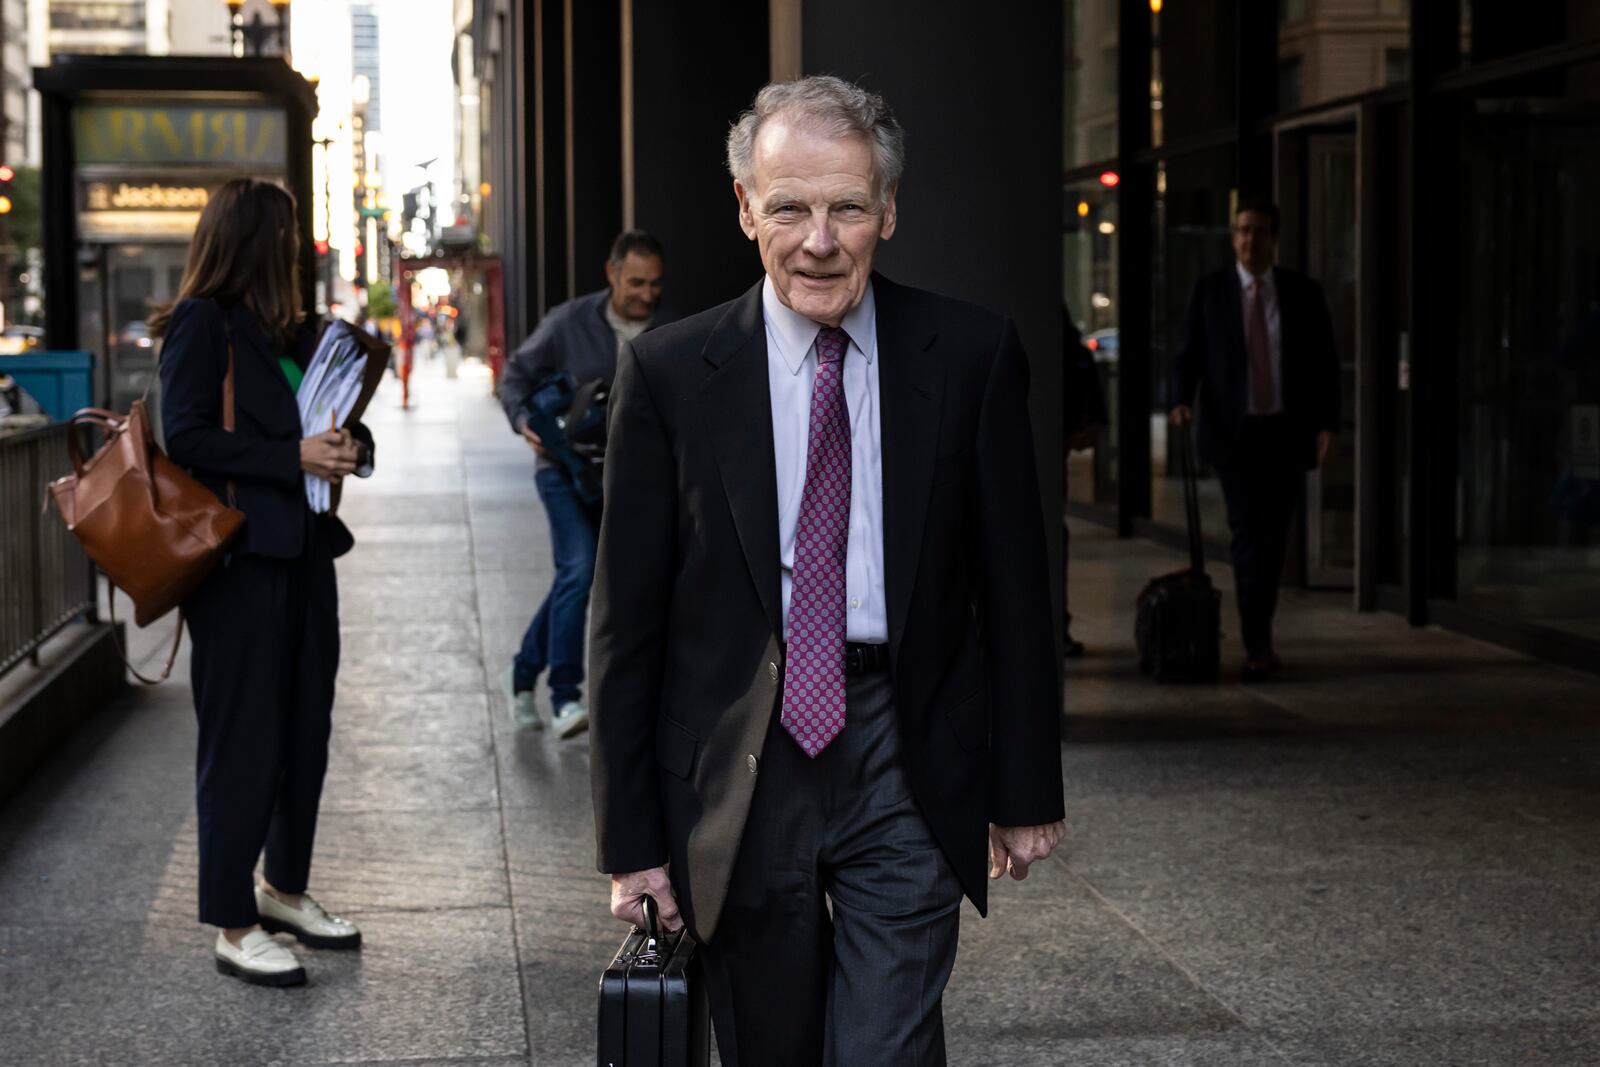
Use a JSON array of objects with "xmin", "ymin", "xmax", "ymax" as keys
[{"xmin": 726, "ymin": 75, "xmax": 905, "ymax": 204}]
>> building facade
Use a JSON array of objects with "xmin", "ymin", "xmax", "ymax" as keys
[
  {"xmin": 1065, "ymin": 0, "xmax": 1600, "ymax": 670},
  {"xmin": 351, "ymin": 2, "xmax": 379, "ymax": 133}
]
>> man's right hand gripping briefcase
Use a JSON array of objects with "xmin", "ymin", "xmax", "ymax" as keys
[{"xmin": 597, "ymin": 896, "xmax": 710, "ymax": 1067}]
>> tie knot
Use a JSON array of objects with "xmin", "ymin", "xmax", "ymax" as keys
[{"xmin": 815, "ymin": 327, "xmax": 849, "ymax": 365}]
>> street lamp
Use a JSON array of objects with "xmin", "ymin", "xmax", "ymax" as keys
[
  {"xmin": 223, "ymin": 0, "xmax": 292, "ymax": 58},
  {"xmin": 269, "ymin": 0, "xmax": 292, "ymax": 57},
  {"xmin": 225, "ymin": 0, "xmax": 244, "ymax": 56}
]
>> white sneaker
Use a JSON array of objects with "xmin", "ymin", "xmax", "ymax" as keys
[
  {"xmin": 255, "ymin": 886, "xmax": 362, "ymax": 950},
  {"xmin": 214, "ymin": 930, "xmax": 306, "ymax": 987},
  {"xmin": 503, "ymin": 665, "xmax": 543, "ymax": 729},
  {"xmin": 551, "ymin": 700, "xmax": 589, "ymax": 739}
]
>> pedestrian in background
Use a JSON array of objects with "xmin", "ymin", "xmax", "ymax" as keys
[
  {"xmin": 1169, "ymin": 197, "xmax": 1340, "ymax": 681},
  {"xmin": 153, "ymin": 178, "xmax": 372, "ymax": 987},
  {"xmin": 497, "ymin": 230, "xmax": 678, "ymax": 736}
]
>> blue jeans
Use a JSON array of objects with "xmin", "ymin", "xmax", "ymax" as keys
[{"xmin": 514, "ymin": 467, "xmax": 601, "ymax": 705}]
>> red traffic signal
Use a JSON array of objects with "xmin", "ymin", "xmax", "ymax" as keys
[{"xmin": 0, "ymin": 164, "xmax": 13, "ymax": 182}]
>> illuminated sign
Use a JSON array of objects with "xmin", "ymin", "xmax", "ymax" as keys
[
  {"xmin": 78, "ymin": 179, "xmax": 225, "ymax": 240},
  {"xmin": 73, "ymin": 105, "xmax": 286, "ymax": 166},
  {"xmin": 85, "ymin": 182, "xmax": 210, "ymax": 211}
]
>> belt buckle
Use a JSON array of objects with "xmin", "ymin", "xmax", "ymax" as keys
[{"xmin": 844, "ymin": 645, "xmax": 862, "ymax": 675}]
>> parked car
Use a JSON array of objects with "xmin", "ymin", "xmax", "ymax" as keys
[
  {"xmin": 1084, "ymin": 328, "xmax": 1119, "ymax": 364},
  {"xmin": 0, "ymin": 325, "xmax": 45, "ymax": 355},
  {"xmin": 118, "ymin": 321, "xmax": 155, "ymax": 349}
]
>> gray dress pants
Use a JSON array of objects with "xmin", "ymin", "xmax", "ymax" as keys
[{"xmin": 698, "ymin": 670, "xmax": 964, "ymax": 1067}]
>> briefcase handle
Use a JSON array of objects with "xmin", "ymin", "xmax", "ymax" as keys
[{"xmin": 640, "ymin": 894, "xmax": 663, "ymax": 957}]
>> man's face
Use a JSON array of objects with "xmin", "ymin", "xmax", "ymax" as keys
[
  {"xmin": 734, "ymin": 121, "xmax": 896, "ymax": 327},
  {"xmin": 606, "ymin": 251, "xmax": 665, "ymax": 322},
  {"xmin": 1232, "ymin": 210, "xmax": 1278, "ymax": 276}
]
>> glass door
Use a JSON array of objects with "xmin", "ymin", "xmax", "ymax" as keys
[{"xmin": 1277, "ymin": 115, "xmax": 1360, "ymax": 590}]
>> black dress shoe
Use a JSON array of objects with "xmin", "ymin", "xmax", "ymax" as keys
[{"xmin": 1241, "ymin": 651, "xmax": 1282, "ymax": 682}]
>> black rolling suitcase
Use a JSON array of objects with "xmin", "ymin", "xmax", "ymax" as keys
[
  {"xmin": 1135, "ymin": 425, "xmax": 1222, "ymax": 682},
  {"xmin": 597, "ymin": 896, "xmax": 711, "ymax": 1067}
]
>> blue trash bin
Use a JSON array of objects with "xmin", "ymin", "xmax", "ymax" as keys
[{"xmin": 0, "ymin": 352, "xmax": 95, "ymax": 421}]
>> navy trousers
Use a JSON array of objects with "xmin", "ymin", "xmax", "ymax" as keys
[
  {"xmin": 1214, "ymin": 415, "xmax": 1304, "ymax": 658},
  {"xmin": 698, "ymin": 672, "xmax": 964, "ymax": 1067},
  {"xmin": 185, "ymin": 519, "xmax": 339, "ymax": 928},
  {"xmin": 514, "ymin": 467, "xmax": 601, "ymax": 705}
]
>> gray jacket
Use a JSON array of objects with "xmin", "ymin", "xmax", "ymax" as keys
[{"xmin": 498, "ymin": 289, "xmax": 679, "ymax": 444}]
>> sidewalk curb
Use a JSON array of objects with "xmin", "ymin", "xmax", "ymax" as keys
[{"xmin": 0, "ymin": 622, "xmax": 127, "ymax": 806}]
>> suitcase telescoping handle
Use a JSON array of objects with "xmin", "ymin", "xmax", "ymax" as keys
[{"xmin": 1179, "ymin": 423, "xmax": 1206, "ymax": 577}]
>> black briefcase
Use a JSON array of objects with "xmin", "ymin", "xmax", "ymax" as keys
[
  {"xmin": 597, "ymin": 896, "xmax": 711, "ymax": 1067},
  {"xmin": 1135, "ymin": 426, "xmax": 1222, "ymax": 682}
]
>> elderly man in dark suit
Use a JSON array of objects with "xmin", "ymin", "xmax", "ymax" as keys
[
  {"xmin": 1170, "ymin": 197, "xmax": 1340, "ymax": 681},
  {"xmin": 589, "ymin": 76, "xmax": 1066, "ymax": 1065}
]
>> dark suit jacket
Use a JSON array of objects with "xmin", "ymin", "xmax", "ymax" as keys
[
  {"xmin": 160, "ymin": 298, "xmax": 365, "ymax": 559},
  {"xmin": 589, "ymin": 274, "xmax": 1065, "ymax": 942},
  {"xmin": 1172, "ymin": 265, "xmax": 1341, "ymax": 470}
]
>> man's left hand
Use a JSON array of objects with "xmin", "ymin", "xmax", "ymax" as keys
[
  {"xmin": 1066, "ymin": 423, "xmax": 1104, "ymax": 453},
  {"xmin": 988, "ymin": 820, "xmax": 1066, "ymax": 881},
  {"xmin": 1317, "ymin": 431, "xmax": 1337, "ymax": 467}
]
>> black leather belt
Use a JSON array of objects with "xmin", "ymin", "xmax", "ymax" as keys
[{"xmin": 843, "ymin": 642, "xmax": 890, "ymax": 676}]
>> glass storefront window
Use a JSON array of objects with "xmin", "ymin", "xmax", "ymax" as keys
[
  {"xmin": 1064, "ymin": 0, "xmax": 1119, "ymax": 169},
  {"xmin": 1455, "ymin": 60, "xmax": 1600, "ymax": 644},
  {"xmin": 1277, "ymin": 1, "xmax": 1409, "ymax": 110},
  {"xmin": 1150, "ymin": 147, "xmax": 1235, "ymax": 541},
  {"xmin": 1064, "ymin": 180, "xmax": 1118, "ymax": 507},
  {"xmin": 1152, "ymin": 0, "xmax": 1238, "ymax": 147}
]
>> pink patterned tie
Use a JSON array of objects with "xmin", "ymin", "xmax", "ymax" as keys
[
  {"xmin": 781, "ymin": 326, "xmax": 852, "ymax": 758},
  {"xmin": 1246, "ymin": 278, "xmax": 1274, "ymax": 414}
]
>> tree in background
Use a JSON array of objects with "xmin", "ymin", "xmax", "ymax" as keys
[
  {"xmin": 1, "ymin": 166, "xmax": 42, "ymax": 326},
  {"xmin": 365, "ymin": 279, "xmax": 397, "ymax": 320}
]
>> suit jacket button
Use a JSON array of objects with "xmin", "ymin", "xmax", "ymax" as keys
[
  {"xmin": 768, "ymin": 662, "xmax": 778, "ymax": 681},
  {"xmin": 746, "ymin": 754, "xmax": 759, "ymax": 774}
]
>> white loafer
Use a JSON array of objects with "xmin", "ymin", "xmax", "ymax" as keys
[
  {"xmin": 255, "ymin": 887, "xmax": 362, "ymax": 950},
  {"xmin": 214, "ymin": 930, "xmax": 306, "ymax": 987},
  {"xmin": 551, "ymin": 700, "xmax": 589, "ymax": 739}
]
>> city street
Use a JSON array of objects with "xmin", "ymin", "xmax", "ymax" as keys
[{"xmin": 1, "ymin": 360, "xmax": 1597, "ymax": 1067}]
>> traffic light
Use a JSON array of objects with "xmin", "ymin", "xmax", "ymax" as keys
[{"xmin": 0, "ymin": 163, "xmax": 13, "ymax": 215}]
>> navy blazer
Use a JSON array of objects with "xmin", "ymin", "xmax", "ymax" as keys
[
  {"xmin": 159, "ymin": 298, "xmax": 362, "ymax": 559},
  {"xmin": 1172, "ymin": 265, "xmax": 1341, "ymax": 470}
]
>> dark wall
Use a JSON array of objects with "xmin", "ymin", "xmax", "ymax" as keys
[
  {"xmin": 570, "ymin": 0, "xmax": 623, "ymax": 294},
  {"xmin": 802, "ymin": 0, "xmax": 1066, "ymax": 642},
  {"xmin": 630, "ymin": 1, "xmax": 769, "ymax": 316}
]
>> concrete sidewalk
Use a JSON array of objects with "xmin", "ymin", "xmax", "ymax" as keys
[{"xmin": 1, "ymin": 359, "xmax": 1596, "ymax": 1066}]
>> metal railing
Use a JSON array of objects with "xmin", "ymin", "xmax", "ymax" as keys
[{"xmin": 0, "ymin": 423, "xmax": 95, "ymax": 678}]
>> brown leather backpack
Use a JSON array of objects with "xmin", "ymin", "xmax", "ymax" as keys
[{"xmin": 47, "ymin": 350, "xmax": 245, "ymax": 683}]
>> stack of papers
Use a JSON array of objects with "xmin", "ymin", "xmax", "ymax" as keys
[{"xmin": 298, "ymin": 322, "xmax": 370, "ymax": 514}]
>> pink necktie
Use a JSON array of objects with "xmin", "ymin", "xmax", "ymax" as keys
[
  {"xmin": 1246, "ymin": 278, "xmax": 1274, "ymax": 413},
  {"xmin": 781, "ymin": 326, "xmax": 851, "ymax": 758}
]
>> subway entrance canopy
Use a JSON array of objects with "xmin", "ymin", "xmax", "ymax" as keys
[{"xmin": 32, "ymin": 55, "xmax": 317, "ymax": 416}]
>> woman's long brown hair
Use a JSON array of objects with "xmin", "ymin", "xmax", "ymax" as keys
[{"xmin": 149, "ymin": 178, "xmax": 303, "ymax": 347}]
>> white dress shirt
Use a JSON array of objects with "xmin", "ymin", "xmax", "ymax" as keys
[
  {"xmin": 1237, "ymin": 261, "xmax": 1284, "ymax": 415},
  {"xmin": 763, "ymin": 276, "xmax": 888, "ymax": 644}
]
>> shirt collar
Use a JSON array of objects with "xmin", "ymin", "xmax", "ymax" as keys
[
  {"xmin": 762, "ymin": 275, "xmax": 878, "ymax": 376},
  {"xmin": 1236, "ymin": 260, "xmax": 1275, "ymax": 291}
]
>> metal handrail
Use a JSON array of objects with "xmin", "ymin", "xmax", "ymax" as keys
[{"xmin": 0, "ymin": 423, "xmax": 95, "ymax": 679}]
